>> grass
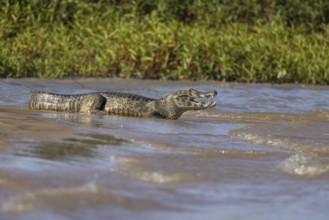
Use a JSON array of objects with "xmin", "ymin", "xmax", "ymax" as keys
[{"xmin": 0, "ymin": 0, "xmax": 329, "ymax": 84}]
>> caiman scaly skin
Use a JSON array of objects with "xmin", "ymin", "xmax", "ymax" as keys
[{"xmin": 29, "ymin": 89, "xmax": 217, "ymax": 120}]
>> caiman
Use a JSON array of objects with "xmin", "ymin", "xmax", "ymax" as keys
[{"xmin": 28, "ymin": 89, "xmax": 217, "ymax": 120}]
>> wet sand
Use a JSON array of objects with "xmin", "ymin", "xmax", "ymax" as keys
[{"xmin": 0, "ymin": 106, "xmax": 76, "ymax": 148}]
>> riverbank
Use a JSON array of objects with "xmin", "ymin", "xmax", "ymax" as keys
[{"xmin": 1, "ymin": 1, "xmax": 329, "ymax": 84}]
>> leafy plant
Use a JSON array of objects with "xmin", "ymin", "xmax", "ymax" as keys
[{"xmin": 0, "ymin": 0, "xmax": 328, "ymax": 84}]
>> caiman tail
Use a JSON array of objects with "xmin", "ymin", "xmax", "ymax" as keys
[{"xmin": 29, "ymin": 90, "xmax": 105, "ymax": 113}]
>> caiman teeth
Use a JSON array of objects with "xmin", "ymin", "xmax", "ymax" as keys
[{"xmin": 192, "ymin": 97, "xmax": 215, "ymax": 105}]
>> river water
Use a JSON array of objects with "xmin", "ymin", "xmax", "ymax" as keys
[{"xmin": 0, "ymin": 78, "xmax": 329, "ymax": 220}]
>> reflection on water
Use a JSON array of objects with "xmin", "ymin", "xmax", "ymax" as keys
[
  {"xmin": 0, "ymin": 79, "xmax": 329, "ymax": 220},
  {"xmin": 16, "ymin": 142, "xmax": 97, "ymax": 161},
  {"xmin": 14, "ymin": 134, "xmax": 127, "ymax": 162}
]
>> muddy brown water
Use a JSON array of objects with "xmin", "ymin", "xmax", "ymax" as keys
[{"xmin": 0, "ymin": 78, "xmax": 329, "ymax": 220}]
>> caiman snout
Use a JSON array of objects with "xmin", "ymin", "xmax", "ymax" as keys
[{"xmin": 172, "ymin": 88, "xmax": 218, "ymax": 110}]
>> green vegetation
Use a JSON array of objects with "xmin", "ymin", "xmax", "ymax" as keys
[{"xmin": 1, "ymin": 0, "xmax": 329, "ymax": 84}]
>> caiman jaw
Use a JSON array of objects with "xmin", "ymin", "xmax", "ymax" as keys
[{"xmin": 189, "ymin": 90, "xmax": 217, "ymax": 108}]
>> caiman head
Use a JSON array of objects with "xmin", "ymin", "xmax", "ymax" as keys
[{"xmin": 160, "ymin": 88, "xmax": 217, "ymax": 119}]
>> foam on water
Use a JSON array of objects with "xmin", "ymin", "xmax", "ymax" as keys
[{"xmin": 279, "ymin": 153, "xmax": 329, "ymax": 177}]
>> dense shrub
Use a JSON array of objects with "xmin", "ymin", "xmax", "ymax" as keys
[{"xmin": 0, "ymin": 0, "xmax": 328, "ymax": 84}]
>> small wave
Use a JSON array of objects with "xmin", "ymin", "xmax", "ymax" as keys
[
  {"xmin": 112, "ymin": 156, "xmax": 199, "ymax": 184},
  {"xmin": 230, "ymin": 112, "xmax": 329, "ymax": 177},
  {"xmin": 126, "ymin": 137, "xmax": 283, "ymax": 158},
  {"xmin": 194, "ymin": 111, "xmax": 294, "ymax": 123},
  {"xmin": 131, "ymin": 170, "xmax": 191, "ymax": 184},
  {"xmin": 1, "ymin": 181, "xmax": 98, "ymax": 213},
  {"xmin": 198, "ymin": 110, "xmax": 329, "ymax": 125},
  {"xmin": 231, "ymin": 130, "xmax": 329, "ymax": 153},
  {"xmin": 278, "ymin": 153, "xmax": 329, "ymax": 177}
]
